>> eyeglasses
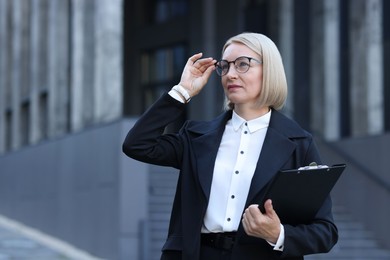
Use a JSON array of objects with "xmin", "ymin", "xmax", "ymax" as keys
[{"xmin": 215, "ymin": 56, "xmax": 262, "ymax": 76}]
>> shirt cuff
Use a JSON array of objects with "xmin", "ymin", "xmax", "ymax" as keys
[
  {"xmin": 267, "ymin": 224, "xmax": 285, "ymax": 251},
  {"xmin": 169, "ymin": 84, "xmax": 191, "ymax": 103},
  {"xmin": 168, "ymin": 90, "xmax": 185, "ymax": 103}
]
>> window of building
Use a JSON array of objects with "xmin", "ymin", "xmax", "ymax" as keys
[
  {"xmin": 339, "ymin": 0, "xmax": 351, "ymax": 137},
  {"xmin": 152, "ymin": 0, "xmax": 188, "ymax": 24},
  {"xmin": 21, "ymin": 102, "xmax": 29, "ymax": 146},
  {"xmin": 383, "ymin": 0, "xmax": 390, "ymax": 132},
  {"xmin": 5, "ymin": 110, "xmax": 11, "ymax": 151},
  {"xmin": 293, "ymin": 0, "xmax": 312, "ymax": 131},
  {"xmin": 39, "ymin": 92, "xmax": 48, "ymax": 140},
  {"xmin": 140, "ymin": 44, "xmax": 187, "ymax": 107}
]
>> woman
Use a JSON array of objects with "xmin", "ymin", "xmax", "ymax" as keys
[{"xmin": 123, "ymin": 32, "xmax": 338, "ymax": 260}]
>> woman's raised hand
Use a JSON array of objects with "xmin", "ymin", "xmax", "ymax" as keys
[{"xmin": 178, "ymin": 53, "xmax": 216, "ymax": 97}]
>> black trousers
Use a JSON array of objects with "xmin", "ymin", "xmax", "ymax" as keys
[
  {"xmin": 160, "ymin": 244, "xmax": 233, "ymax": 260},
  {"xmin": 161, "ymin": 232, "xmax": 236, "ymax": 260}
]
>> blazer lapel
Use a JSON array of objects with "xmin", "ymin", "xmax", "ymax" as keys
[
  {"xmin": 245, "ymin": 127, "xmax": 297, "ymax": 205},
  {"xmin": 246, "ymin": 109, "xmax": 306, "ymax": 206},
  {"xmin": 190, "ymin": 111, "xmax": 232, "ymax": 200}
]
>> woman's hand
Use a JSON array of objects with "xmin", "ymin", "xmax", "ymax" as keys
[
  {"xmin": 178, "ymin": 53, "xmax": 216, "ymax": 97},
  {"xmin": 242, "ymin": 200, "xmax": 281, "ymax": 244}
]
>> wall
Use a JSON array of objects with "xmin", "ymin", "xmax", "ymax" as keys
[
  {"xmin": 0, "ymin": 119, "xmax": 148, "ymax": 260},
  {"xmin": 0, "ymin": 0, "xmax": 123, "ymax": 153}
]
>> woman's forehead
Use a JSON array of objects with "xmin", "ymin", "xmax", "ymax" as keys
[{"xmin": 222, "ymin": 42, "xmax": 259, "ymax": 60}]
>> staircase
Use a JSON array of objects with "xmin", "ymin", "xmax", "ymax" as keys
[
  {"xmin": 306, "ymin": 205, "xmax": 390, "ymax": 260},
  {"xmin": 146, "ymin": 166, "xmax": 390, "ymax": 260}
]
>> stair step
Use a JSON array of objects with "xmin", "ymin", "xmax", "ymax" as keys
[
  {"xmin": 306, "ymin": 205, "xmax": 390, "ymax": 259},
  {"xmin": 147, "ymin": 168, "xmax": 390, "ymax": 260}
]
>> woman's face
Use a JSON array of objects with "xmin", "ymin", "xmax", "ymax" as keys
[{"xmin": 220, "ymin": 43, "xmax": 263, "ymax": 108}]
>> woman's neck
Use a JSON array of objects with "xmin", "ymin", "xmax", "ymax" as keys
[{"xmin": 234, "ymin": 105, "xmax": 270, "ymax": 121}]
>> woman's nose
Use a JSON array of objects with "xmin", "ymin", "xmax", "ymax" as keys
[{"xmin": 225, "ymin": 63, "xmax": 238, "ymax": 77}]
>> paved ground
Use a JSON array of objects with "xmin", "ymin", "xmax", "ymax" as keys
[
  {"xmin": 0, "ymin": 225, "xmax": 69, "ymax": 260},
  {"xmin": 0, "ymin": 215, "xmax": 103, "ymax": 260}
]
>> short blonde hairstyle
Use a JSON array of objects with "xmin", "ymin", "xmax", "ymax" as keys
[{"xmin": 222, "ymin": 32, "xmax": 288, "ymax": 110}]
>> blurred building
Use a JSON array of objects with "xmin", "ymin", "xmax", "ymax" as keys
[{"xmin": 0, "ymin": 0, "xmax": 389, "ymax": 259}]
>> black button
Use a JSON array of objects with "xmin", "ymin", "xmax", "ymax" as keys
[
  {"xmin": 227, "ymin": 218, "xmax": 231, "ymax": 222},
  {"xmin": 245, "ymin": 122, "xmax": 248, "ymax": 126},
  {"xmin": 231, "ymin": 195, "xmax": 235, "ymax": 199},
  {"xmin": 240, "ymin": 151, "xmax": 244, "ymax": 154},
  {"xmin": 244, "ymin": 131, "xmax": 248, "ymax": 134},
  {"xmin": 235, "ymin": 170, "xmax": 239, "ymax": 174}
]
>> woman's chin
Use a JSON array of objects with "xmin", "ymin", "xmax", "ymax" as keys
[{"xmin": 227, "ymin": 95, "xmax": 244, "ymax": 105}]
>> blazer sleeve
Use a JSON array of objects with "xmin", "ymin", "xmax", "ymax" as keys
[{"xmin": 122, "ymin": 93, "xmax": 187, "ymax": 169}]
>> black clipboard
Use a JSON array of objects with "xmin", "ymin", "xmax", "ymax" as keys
[{"xmin": 259, "ymin": 164, "xmax": 346, "ymax": 225}]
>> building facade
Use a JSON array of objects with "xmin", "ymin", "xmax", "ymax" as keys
[{"xmin": 0, "ymin": 0, "xmax": 389, "ymax": 259}]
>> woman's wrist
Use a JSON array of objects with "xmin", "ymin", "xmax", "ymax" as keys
[{"xmin": 171, "ymin": 84, "xmax": 191, "ymax": 103}]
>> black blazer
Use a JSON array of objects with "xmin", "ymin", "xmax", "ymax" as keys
[{"xmin": 123, "ymin": 93, "xmax": 338, "ymax": 260}]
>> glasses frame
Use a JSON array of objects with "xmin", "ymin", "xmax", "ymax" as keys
[{"xmin": 215, "ymin": 56, "xmax": 262, "ymax": 76}]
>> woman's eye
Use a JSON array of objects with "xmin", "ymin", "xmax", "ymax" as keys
[{"xmin": 238, "ymin": 62, "xmax": 249, "ymax": 67}]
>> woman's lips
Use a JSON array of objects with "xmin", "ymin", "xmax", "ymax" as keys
[{"xmin": 227, "ymin": 84, "xmax": 242, "ymax": 91}]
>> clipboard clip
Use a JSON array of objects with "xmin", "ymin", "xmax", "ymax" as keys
[{"xmin": 298, "ymin": 162, "xmax": 329, "ymax": 171}]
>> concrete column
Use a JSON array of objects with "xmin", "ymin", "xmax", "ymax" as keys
[
  {"xmin": 0, "ymin": 0, "xmax": 7, "ymax": 153},
  {"xmin": 70, "ymin": 0, "xmax": 97, "ymax": 132},
  {"xmin": 309, "ymin": 0, "xmax": 325, "ymax": 136},
  {"xmin": 349, "ymin": 0, "xmax": 383, "ymax": 137},
  {"xmin": 349, "ymin": 0, "xmax": 368, "ymax": 136},
  {"xmin": 70, "ymin": 0, "xmax": 86, "ymax": 132},
  {"xmin": 29, "ymin": 0, "xmax": 42, "ymax": 144},
  {"xmin": 47, "ymin": 0, "xmax": 69, "ymax": 138},
  {"xmin": 278, "ymin": 0, "xmax": 294, "ymax": 116},
  {"xmin": 38, "ymin": 0, "xmax": 49, "ymax": 140},
  {"xmin": 93, "ymin": 0, "xmax": 122, "ymax": 123},
  {"xmin": 19, "ymin": 1, "xmax": 30, "ymax": 100},
  {"xmin": 324, "ymin": 0, "xmax": 340, "ymax": 140},
  {"xmin": 366, "ymin": 0, "xmax": 383, "ymax": 135},
  {"xmin": 11, "ymin": 0, "xmax": 22, "ymax": 150}
]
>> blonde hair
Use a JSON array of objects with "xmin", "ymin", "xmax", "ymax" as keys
[{"xmin": 222, "ymin": 32, "xmax": 288, "ymax": 111}]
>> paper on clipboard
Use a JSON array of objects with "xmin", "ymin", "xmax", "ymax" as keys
[{"xmin": 258, "ymin": 164, "xmax": 346, "ymax": 225}]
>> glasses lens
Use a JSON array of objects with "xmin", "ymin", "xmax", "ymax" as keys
[
  {"xmin": 216, "ymin": 60, "xmax": 228, "ymax": 76},
  {"xmin": 235, "ymin": 57, "xmax": 250, "ymax": 73}
]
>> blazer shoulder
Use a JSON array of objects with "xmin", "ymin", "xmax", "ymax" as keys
[
  {"xmin": 185, "ymin": 110, "xmax": 232, "ymax": 135},
  {"xmin": 270, "ymin": 110, "xmax": 312, "ymax": 139}
]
